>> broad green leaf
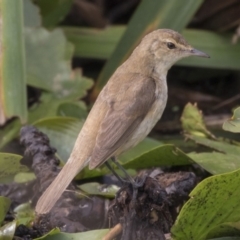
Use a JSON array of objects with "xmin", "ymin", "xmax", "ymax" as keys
[
  {"xmin": 189, "ymin": 152, "xmax": 240, "ymax": 175},
  {"xmin": 0, "ymin": 221, "xmax": 16, "ymax": 240},
  {"xmin": 0, "ymin": 0, "xmax": 27, "ymax": 124},
  {"xmin": 33, "ymin": 117, "xmax": 84, "ymax": 161},
  {"xmin": 35, "ymin": 228, "xmax": 60, "ymax": 240},
  {"xmin": 23, "ymin": 0, "xmax": 41, "ymax": 27},
  {"xmin": 122, "ymin": 143, "xmax": 192, "ymax": 169},
  {"xmin": 14, "ymin": 203, "xmax": 35, "ymax": 226},
  {"xmin": 207, "ymin": 222, "xmax": 240, "ymax": 239},
  {"xmin": 171, "ymin": 169, "xmax": 240, "ymax": 240},
  {"xmin": 41, "ymin": 229, "xmax": 110, "ymax": 240},
  {"xmin": 57, "ymin": 102, "xmax": 87, "ymax": 119},
  {"xmin": 209, "ymin": 238, "xmax": 240, "ymax": 240},
  {"xmin": 25, "ymin": 27, "xmax": 74, "ymax": 93},
  {"xmin": 63, "ymin": 26, "xmax": 126, "ymax": 59},
  {"xmin": 35, "ymin": 0, "xmax": 73, "ymax": 28},
  {"xmin": 59, "ymin": 69, "xmax": 93, "ymax": 100},
  {"xmin": 0, "ymin": 153, "xmax": 28, "ymax": 183},
  {"xmin": 223, "ymin": 107, "xmax": 240, "ymax": 133},
  {"xmin": 94, "ymin": 0, "xmax": 203, "ymax": 96},
  {"xmin": 78, "ymin": 182, "xmax": 119, "ymax": 198},
  {"xmin": 14, "ymin": 172, "xmax": 36, "ymax": 183},
  {"xmin": 0, "ymin": 196, "xmax": 11, "ymax": 224},
  {"xmin": 28, "ymin": 71, "xmax": 92, "ymax": 123},
  {"xmin": 0, "ymin": 119, "xmax": 21, "ymax": 149},
  {"xmin": 28, "ymin": 95, "xmax": 87, "ymax": 124},
  {"xmin": 188, "ymin": 135, "xmax": 240, "ymax": 156},
  {"xmin": 181, "ymin": 103, "xmax": 215, "ymax": 138}
]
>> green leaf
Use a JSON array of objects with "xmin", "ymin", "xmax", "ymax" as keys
[
  {"xmin": 27, "ymin": 68, "xmax": 92, "ymax": 123},
  {"xmin": 14, "ymin": 203, "xmax": 35, "ymax": 226},
  {"xmin": 14, "ymin": 172, "xmax": 36, "ymax": 183},
  {"xmin": 33, "ymin": 117, "xmax": 84, "ymax": 161},
  {"xmin": 35, "ymin": 0, "xmax": 73, "ymax": 28},
  {"xmin": 0, "ymin": 221, "xmax": 16, "ymax": 240},
  {"xmin": 207, "ymin": 222, "xmax": 240, "ymax": 239},
  {"xmin": 121, "ymin": 142, "xmax": 192, "ymax": 169},
  {"xmin": 35, "ymin": 228, "xmax": 60, "ymax": 240},
  {"xmin": 189, "ymin": 152, "xmax": 240, "ymax": 175},
  {"xmin": 0, "ymin": 0, "xmax": 27, "ymax": 124},
  {"xmin": 0, "ymin": 119, "xmax": 21, "ymax": 149},
  {"xmin": 23, "ymin": 0, "xmax": 41, "ymax": 27},
  {"xmin": 0, "ymin": 196, "xmax": 11, "ymax": 224},
  {"xmin": 223, "ymin": 107, "xmax": 240, "ymax": 133},
  {"xmin": 63, "ymin": 26, "xmax": 126, "ymax": 59},
  {"xmin": 186, "ymin": 135, "xmax": 240, "ymax": 174},
  {"xmin": 57, "ymin": 102, "xmax": 87, "ymax": 119},
  {"xmin": 209, "ymin": 238, "xmax": 240, "ymax": 240},
  {"xmin": 78, "ymin": 182, "xmax": 119, "ymax": 198},
  {"xmin": 40, "ymin": 229, "xmax": 110, "ymax": 240},
  {"xmin": 181, "ymin": 103, "xmax": 215, "ymax": 138},
  {"xmin": 171, "ymin": 169, "xmax": 240, "ymax": 240},
  {"xmin": 94, "ymin": 0, "xmax": 203, "ymax": 95},
  {"xmin": 59, "ymin": 69, "xmax": 93, "ymax": 100},
  {"xmin": 188, "ymin": 135, "xmax": 240, "ymax": 156},
  {"xmin": 25, "ymin": 27, "xmax": 74, "ymax": 93},
  {"xmin": 0, "ymin": 153, "xmax": 29, "ymax": 183}
]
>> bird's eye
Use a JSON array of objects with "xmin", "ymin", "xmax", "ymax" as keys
[{"xmin": 167, "ymin": 42, "xmax": 176, "ymax": 49}]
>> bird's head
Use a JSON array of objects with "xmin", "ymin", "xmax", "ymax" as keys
[{"xmin": 137, "ymin": 29, "xmax": 209, "ymax": 72}]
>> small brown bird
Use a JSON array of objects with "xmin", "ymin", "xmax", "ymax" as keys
[{"xmin": 35, "ymin": 29, "xmax": 209, "ymax": 214}]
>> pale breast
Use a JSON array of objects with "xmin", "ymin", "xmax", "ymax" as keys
[{"xmin": 115, "ymin": 78, "xmax": 168, "ymax": 155}]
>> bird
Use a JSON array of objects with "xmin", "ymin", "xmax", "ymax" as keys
[{"xmin": 35, "ymin": 29, "xmax": 209, "ymax": 215}]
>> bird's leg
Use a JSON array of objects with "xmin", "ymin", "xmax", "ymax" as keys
[
  {"xmin": 104, "ymin": 161, "xmax": 125, "ymax": 184},
  {"xmin": 111, "ymin": 156, "xmax": 146, "ymax": 188}
]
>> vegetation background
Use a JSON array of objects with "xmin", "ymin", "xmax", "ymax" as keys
[{"xmin": 0, "ymin": 0, "xmax": 240, "ymax": 239}]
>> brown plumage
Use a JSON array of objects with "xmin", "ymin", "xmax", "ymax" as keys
[{"xmin": 35, "ymin": 29, "xmax": 209, "ymax": 215}]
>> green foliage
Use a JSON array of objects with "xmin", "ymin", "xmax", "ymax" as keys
[
  {"xmin": 0, "ymin": 221, "xmax": 16, "ymax": 240},
  {"xmin": 35, "ymin": 229, "xmax": 110, "ymax": 240},
  {"xmin": 34, "ymin": 0, "xmax": 73, "ymax": 28},
  {"xmin": 0, "ymin": 0, "xmax": 94, "ymax": 149},
  {"xmin": 171, "ymin": 104, "xmax": 240, "ymax": 239},
  {"xmin": 0, "ymin": 0, "xmax": 27, "ymax": 124},
  {"xmin": 181, "ymin": 103, "xmax": 240, "ymax": 175},
  {"xmin": 33, "ymin": 117, "xmax": 84, "ymax": 161},
  {"xmin": 78, "ymin": 182, "xmax": 119, "ymax": 198},
  {"xmin": 172, "ymin": 169, "xmax": 240, "ymax": 240},
  {"xmin": 0, "ymin": 196, "xmax": 11, "ymax": 224},
  {"xmin": 223, "ymin": 107, "xmax": 240, "ymax": 133},
  {"xmin": 0, "ymin": 153, "xmax": 29, "ymax": 183},
  {"xmin": 14, "ymin": 203, "xmax": 35, "ymax": 226},
  {"xmin": 1, "ymin": 1, "xmax": 240, "ymax": 239}
]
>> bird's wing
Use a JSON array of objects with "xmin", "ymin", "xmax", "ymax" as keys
[{"xmin": 89, "ymin": 73, "xmax": 156, "ymax": 169}]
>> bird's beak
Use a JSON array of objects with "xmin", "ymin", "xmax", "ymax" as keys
[{"xmin": 190, "ymin": 48, "xmax": 210, "ymax": 58}]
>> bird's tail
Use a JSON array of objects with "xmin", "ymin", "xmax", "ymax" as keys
[{"xmin": 35, "ymin": 156, "xmax": 89, "ymax": 215}]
